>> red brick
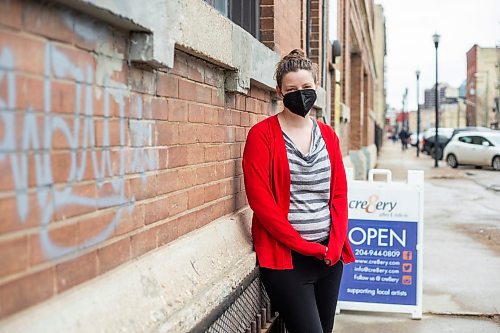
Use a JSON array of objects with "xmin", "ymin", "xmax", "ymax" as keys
[
  {"xmin": 22, "ymin": 2, "xmax": 74, "ymax": 43},
  {"xmin": 188, "ymin": 103, "xmax": 204, "ymax": 123},
  {"xmin": 178, "ymin": 123, "xmax": 199, "ymax": 145},
  {"xmin": 218, "ymin": 109, "xmax": 233, "ymax": 125},
  {"xmin": 194, "ymin": 164, "xmax": 212, "ymax": 185},
  {"xmin": 204, "ymin": 65, "xmax": 223, "ymax": 87},
  {"xmin": 155, "ymin": 219, "xmax": 181, "ymax": 247},
  {"xmin": 168, "ymin": 99, "xmax": 188, "ymax": 122},
  {"xmin": 260, "ymin": 5, "xmax": 274, "ymax": 18},
  {"xmin": 97, "ymin": 237, "xmax": 131, "ymax": 274},
  {"xmin": 170, "ymin": 53, "xmax": 189, "ymax": 78},
  {"xmin": 56, "ymin": 251, "xmax": 98, "ymax": 293},
  {"xmin": 195, "ymin": 205, "xmax": 214, "ymax": 226},
  {"xmin": 186, "ymin": 144, "xmax": 205, "ymax": 165},
  {"xmin": 114, "ymin": 203, "xmax": 145, "ymax": 236},
  {"xmin": 231, "ymin": 110, "xmax": 241, "ymax": 126},
  {"xmin": 235, "ymin": 94, "xmax": 246, "ymax": 110},
  {"xmin": 95, "ymin": 118, "xmax": 123, "ymax": 147},
  {"xmin": 204, "ymin": 106, "xmax": 219, "ymax": 124},
  {"xmin": 0, "ymin": 191, "xmax": 50, "ymax": 233},
  {"xmin": 129, "ymin": 68, "xmax": 156, "ymax": 95},
  {"xmin": 196, "ymin": 124, "xmax": 213, "ymax": 143},
  {"xmin": 240, "ymin": 112, "xmax": 251, "ymax": 127},
  {"xmin": 131, "ymin": 228, "xmax": 157, "ymax": 258},
  {"xmin": 212, "ymin": 126, "xmax": 225, "ymax": 143},
  {"xmin": 22, "ymin": 77, "xmax": 45, "ymax": 112},
  {"xmin": 157, "ymin": 72, "xmax": 179, "ymax": 98},
  {"xmin": 53, "ymin": 183, "xmax": 97, "ymax": 221},
  {"xmin": 167, "ymin": 146, "xmax": 188, "ymax": 168},
  {"xmin": 212, "ymin": 88, "xmax": 224, "ymax": 107},
  {"xmin": 0, "ymin": 268, "xmax": 54, "ymax": 318},
  {"xmin": 204, "ymin": 183, "xmax": 220, "ymax": 203},
  {"xmin": 212, "ymin": 199, "xmax": 228, "ymax": 219},
  {"xmin": 235, "ymin": 127, "xmax": 246, "ymax": 142},
  {"xmin": 77, "ymin": 209, "xmax": 116, "ymax": 244},
  {"xmin": 30, "ymin": 222, "xmax": 78, "ymax": 265},
  {"xmin": 224, "ymin": 127, "xmax": 236, "ymax": 143},
  {"xmin": 0, "ymin": 0, "xmax": 22, "ymax": 30},
  {"xmin": 130, "ymin": 174, "xmax": 158, "ymax": 201},
  {"xmin": 187, "ymin": 60, "xmax": 205, "ymax": 83},
  {"xmin": 196, "ymin": 84, "xmax": 213, "ymax": 105},
  {"xmin": 246, "ymin": 97, "xmax": 257, "ymax": 113},
  {"xmin": 224, "ymin": 160, "xmax": 236, "ymax": 177},
  {"xmin": 51, "ymin": 81, "xmax": 76, "ymax": 114},
  {"xmin": 156, "ymin": 121, "xmax": 179, "ymax": 145},
  {"xmin": 188, "ymin": 187, "xmax": 205, "ymax": 209},
  {"xmin": 162, "ymin": 192, "xmax": 188, "ymax": 218},
  {"xmin": 151, "ymin": 97, "xmax": 169, "ymax": 120},
  {"xmin": 156, "ymin": 170, "xmax": 180, "ymax": 195},
  {"xmin": 260, "ymin": 17, "xmax": 274, "ymax": 30},
  {"xmin": 0, "ymin": 235, "xmax": 28, "ymax": 278},
  {"xmin": 178, "ymin": 79, "xmax": 197, "ymax": 102},
  {"xmin": 204, "ymin": 145, "xmax": 219, "ymax": 163},
  {"xmin": 50, "ymin": 45, "xmax": 96, "ymax": 83},
  {"xmin": 177, "ymin": 167, "xmax": 198, "ymax": 188}
]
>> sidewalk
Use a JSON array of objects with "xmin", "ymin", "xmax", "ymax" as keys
[{"xmin": 334, "ymin": 141, "xmax": 500, "ymax": 333}]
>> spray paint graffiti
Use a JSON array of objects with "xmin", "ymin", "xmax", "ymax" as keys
[{"xmin": 0, "ymin": 42, "xmax": 157, "ymax": 260}]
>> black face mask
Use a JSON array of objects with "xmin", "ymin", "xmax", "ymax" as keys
[{"xmin": 282, "ymin": 89, "xmax": 317, "ymax": 117}]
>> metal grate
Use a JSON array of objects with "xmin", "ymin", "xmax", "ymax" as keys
[{"xmin": 191, "ymin": 268, "xmax": 288, "ymax": 333}]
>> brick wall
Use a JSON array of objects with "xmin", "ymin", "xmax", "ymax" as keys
[
  {"xmin": 0, "ymin": 0, "xmax": 273, "ymax": 319},
  {"xmin": 349, "ymin": 53, "xmax": 363, "ymax": 150}
]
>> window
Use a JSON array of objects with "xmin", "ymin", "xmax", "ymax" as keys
[
  {"xmin": 471, "ymin": 136, "xmax": 487, "ymax": 145},
  {"xmin": 459, "ymin": 136, "xmax": 472, "ymax": 144},
  {"xmin": 204, "ymin": 0, "xmax": 260, "ymax": 39},
  {"xmin": 204, "ymin": 0, "xmax": 228, "ymax": 16}
]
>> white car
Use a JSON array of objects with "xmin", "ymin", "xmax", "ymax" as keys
[{"xmin": 443, "ymin": 131, "xmax": 500, "ymax": 170}]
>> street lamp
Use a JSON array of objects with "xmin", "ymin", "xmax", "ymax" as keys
[
  {"xmin": 416, "ymin": 70, "xmax": 421, "ymax": 157},
  {"xmin": 433, "ymin": 32, "xmax": 440, "ymax": 167}
]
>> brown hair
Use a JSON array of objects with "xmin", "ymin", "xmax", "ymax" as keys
[{"xmin": 274, "ymin": 49, "xmax": 318, "ymax": 90}]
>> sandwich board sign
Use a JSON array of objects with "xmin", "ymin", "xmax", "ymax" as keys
[{"xmin": 337, "ymin": 169, "xmax": 424, "ymax": 319}]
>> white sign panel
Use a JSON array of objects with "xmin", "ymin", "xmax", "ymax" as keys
[{"xmin": 337, "ymin": 169, "xmax": 424, "ymax": 319}]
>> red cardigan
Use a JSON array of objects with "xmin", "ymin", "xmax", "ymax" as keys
[{"xmin": 242, "ymin": 115, "xmax": 355, "ymax": 269}]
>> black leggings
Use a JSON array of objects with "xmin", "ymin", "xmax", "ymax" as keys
[{"xmin": 259, "ymin": 245, "xmax": 343, "ymax": 333}]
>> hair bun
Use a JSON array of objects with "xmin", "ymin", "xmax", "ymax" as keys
[{"xmin": 284, "ymin": 49, "xmax": 306, "ymax": 60}]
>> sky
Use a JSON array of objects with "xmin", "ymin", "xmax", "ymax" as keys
[{"xmin": 331, "ymin": 0, "xmax": 500, "ymax": 111}]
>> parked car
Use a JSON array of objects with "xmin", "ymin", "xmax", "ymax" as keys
[
  {"xmin": 421, "ymin": 128, "xmax": 454, "ymax": 159},
  {"xmin": 450, "ymin": 126, "xmax": 493, "ymax": 140},
  {"xmin": 409, "ymin": 132, "xmax": 424, "ymax": 147},
  {"xmin": 443, "ymin": 131, "xmax": 500, "ymax": 170}
]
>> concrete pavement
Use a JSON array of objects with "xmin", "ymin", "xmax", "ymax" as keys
[{"xmin": 334, "ymin": 140, "xmax": 500, "ymax": 332}]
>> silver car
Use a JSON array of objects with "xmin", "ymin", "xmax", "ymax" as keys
[{"xmin": 443, "ymin": 131, "xmax": 500, "ymax": 171}]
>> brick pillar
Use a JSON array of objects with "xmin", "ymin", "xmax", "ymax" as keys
[
  {"xmin": 260, "ymin": 0, "xmax": 275, "ymax": 50},
  {"xmin": 362, "ymin": 72, "xmax": 369, "ymax": 147},
  {"xmin": 350, "ymin": 53, "xmax": 363, "ymax": 150},
  {"xmin": 310, "ymin": 0, "xmax": 322, "ymax": 85}
]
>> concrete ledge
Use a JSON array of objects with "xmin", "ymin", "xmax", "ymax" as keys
[
  {"xmin": 0, "ymin": 210, "xmax": 255, "ymax": 333},
  {"xmin": 362, "ymin": 144, "xmax": 378, "ymax": 171},
  {"xmin": 56, "ymin": 0, "xmax": 280, "ymax": 93},
  {"xmin": 348, "ymin": 145, "xmax": 377, "ymax": 180}
]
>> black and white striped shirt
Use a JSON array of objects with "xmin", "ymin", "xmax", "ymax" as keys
[{"xmin": 283, "ymin": 119, "xmax": 331, "ymax": 242}]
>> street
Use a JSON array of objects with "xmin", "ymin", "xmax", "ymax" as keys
[{"xmin": 335, "ymin": 141, "xmax": 500, "ymax": 332}]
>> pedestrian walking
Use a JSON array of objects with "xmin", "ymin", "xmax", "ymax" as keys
[
  {"xmin": 242, "ymin": 49, "xmax": 355, "ymax": 333},
  {"xmin": 399, "ymin": 128, "xmax": 409, "ymax": 151}
]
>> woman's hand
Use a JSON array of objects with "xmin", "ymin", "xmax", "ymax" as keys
[{"xmin": 324, "ymin": 247, "xmax": 331, "ymax": 265}]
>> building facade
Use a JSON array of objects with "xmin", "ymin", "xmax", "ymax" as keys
[
  {"xmin": 0, "ymin": 0, "xmax": 384, "ymax": 331},
  {"xmin": 466, "ymin": 45, "xmax": 500, "ymax": 128},
  {"xmin": 336, "ymin": 0, "xmax": 379, "ymax": 180}
]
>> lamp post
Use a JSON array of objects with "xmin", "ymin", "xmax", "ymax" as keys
[
  {"xmin": 416, "ymin": 70, "xmax": 421, "ymax": 157},
  {"xmin": 433, "ymin": 32, "xmax": 440, "ymax": 167}
]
